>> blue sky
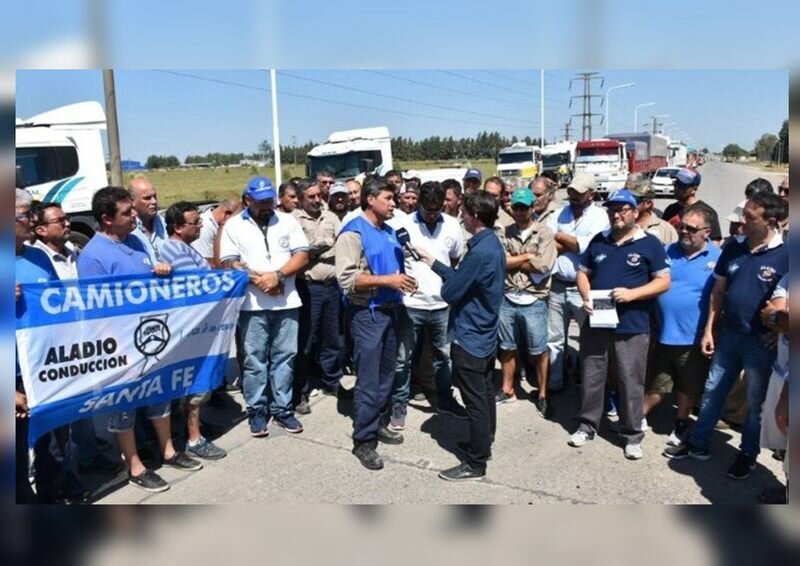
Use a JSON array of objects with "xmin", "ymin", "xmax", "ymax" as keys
[{"xmin": 16, "ymin": 69, "xmax": 787, "ymax": 162}]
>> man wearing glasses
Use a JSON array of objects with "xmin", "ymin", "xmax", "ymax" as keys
[
  {"xmin": 389, "ymin": 181, "xmax": 466, "ymax": 431},
  {"xmin": 570, "ymin": 189, "xmax": 671, "ymax": 460},
  {"xmin": 316, "ymin": 168, "xmax": 336, "ymax": 206},
  {"xmin": 642, "ymin": 206, "xmax": 721, "ymax": 448}
]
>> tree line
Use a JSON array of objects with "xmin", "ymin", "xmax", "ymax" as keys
[{"xmin": 722, "ymin": 119, "xmax": 788, "ymax": 162}]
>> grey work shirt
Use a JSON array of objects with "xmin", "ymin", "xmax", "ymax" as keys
[
  {"xmin": 335, "ymin": 230, "xmax": 378, "ymax": 307},
  {"xmin": 293, "ymin": 208, "xmax": 340, "ymax": 282}
]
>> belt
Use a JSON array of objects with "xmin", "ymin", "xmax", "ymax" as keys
[
  {"xmin": 308, "ymin": 279, "xmax": 338, "ymax": 287},
  {"xmin": 552, "ymin": 277, "xmax": 577, "ymax": 287}
]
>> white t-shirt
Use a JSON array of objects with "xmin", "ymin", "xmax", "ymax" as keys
[
  {"xmin": 386, "ymin": 207, "xmax": 409, "ymax": 231},
  {"xmin": 191, "ymin": 208, "xmax": 218, "ymax": 260},
  {"xmin": 400, "ymin": 211, "xmax": 464, "ymax": 310},
  {"xmin": 772, "ymin": 274, "xmax": 789, "ymax": 381},
  {"xmin": 548, "ymin": 202, "xmax": 610, "ymax": 282},
  {"xmin": 219, "ymin": 208, "xmax": 309, "ymax": 311}
]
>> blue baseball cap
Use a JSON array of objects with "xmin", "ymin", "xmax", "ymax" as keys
[
  {"xmin": 603, "ymin": 189, "xmax": 638, "ymax": 208},
  {"xmin": 244, "ymin": 176, "xmax": 276, "ymax": 201},
  {"xmin": 675, "ymin": 168, "xmax": 701, "ymax": 187},
  {"xmin": 463, "ymin": 168, "xmax": 482, "ymax": 181}
]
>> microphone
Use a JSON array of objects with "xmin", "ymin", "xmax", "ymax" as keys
[{"xmin": 395, "ymin": 227, "xmax": 421, "ymax": 261}]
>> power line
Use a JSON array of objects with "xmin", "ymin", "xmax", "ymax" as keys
[
  {"xmin": 278, "ymin": 71, "xmax": 541, "ymax": 125},
  {"xmin": 439, "ymin": 70, "xmax": 568, "ymax": 105},
  {"xmin": 153, "ymin": 70, "xmax": 537, "ymax": 131}
]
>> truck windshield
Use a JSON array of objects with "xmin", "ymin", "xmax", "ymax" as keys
[
  {"xmin": 16, "ymin": 146, "xmax": 79, "ymax": 186},
  {"xmin": 497, "ymin": 152, "xmax": 535, "ymax": 165},
  {"xmin": 575, "ymin": 147, "xmax": 619, "ymax": 163},
  {"xmin": 541, "ymin": 152, "xmax": 570, "ymax": 168},
  {"xmin": 307, "ymin": 150, "xmax": 383, "ymax": 178}
]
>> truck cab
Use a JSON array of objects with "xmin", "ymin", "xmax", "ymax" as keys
[
  {"xmin": 573, "ymin": 139, "xmax": 628, "ymax": 196},
  {"xmin": 496, "ymin": 143, "xmax": 540, "ymax": 187},
  {"xmin": 540, "ymin": 141, "xmax": 577, "ymax": 187},
  {"xmin": 16, "ymin": 101, "xmax": 108, "ymax": 246},
  {"xmin": 306, "ymin": 126, "xmax": 392, "ymax": 180}
]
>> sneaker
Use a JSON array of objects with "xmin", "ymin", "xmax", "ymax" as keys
[
  {"xmin": 438, "ymin": 462, "xmax": 486, "ymax": 482},
  {"xmin": 249, "ymin": 414, "xmax": 269, "ymax": 438},
  {"xmin": 662, "ymin": 442, "xmax": 710, "ymax": 461},
  {"xmin": 758, "ymin": 486, "xmax": 788, "ymax": 504},
  {"xmin": 377, "ymin": 425, "xmax": 404, "ymax": 445},
  {"xmin": 78, "ymin": 453, "xmax": 125, "ymax": 476},
  {"xmin": 534, "ymin": 397, "xmax": 553, "ymax": 419},
  {"xmin": 568, "ymin": 429, "xmax": 594, "ymax": 447},
  {"xmin": 666, "ymin": 419, "xmax": 690, "ymax": 447},
  {"xmin": 412, "ymin": 391, "xmax": 427, "ymax": 402},
  {"xmin": 129, "ymin": 469, "xmax": 170, "ymax": 493},
  {"xmin": 295, "ymin": 397, "xmax": 311, "ymax": 415},
  {"xmin": 186, "ymin": 437, "xmax": 227, "ymax": 460},
  {"xmin": 352, "ymin": 442, "xmax": 383, "ymax": 470},
  {"xmin": 624, "ymin": 443, "xmax": 643, "ymax": 460},
  {"xmin": 163, "ymin": 451, "xmax": 203, "ymax": 471},
  {"xmin": 605, "ymin": 391, "xmax": 618, "ymax": 417},
  {"xmin": 641, "ymin": 417, "xmax": 649, "ymax": 432},
  {"xmin": 438, "ymin": 397, "xmax": 468, "ymax": 419},
  {"xmin": 727, "ymin": 452, "xmax": 756, "ymax": 480},
  {"xmin": 495, "ymin": 391, "xmax": 516, "ymax": 405},
  {"xmin": 273, "ymin": 414, "xmax": 304, "ymax": 434},
  {"xmin": 388, "ymin": 404, "xmax": 407, "ymax": 431}
]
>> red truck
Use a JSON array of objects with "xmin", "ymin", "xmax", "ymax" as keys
[{"xmin": 573, "ymin": 133, "xmax": 669, "ymax": 196}]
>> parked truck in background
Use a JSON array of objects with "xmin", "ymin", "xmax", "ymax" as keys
[
  {"xmin": 496, "ymin": 143, "xmax": 540, "ymax": 188},
  {"xmin": 668, "ymin": 141, "xmax": 688, "ymax": 168},
  {"xmin": 16, "ymin": 101, "xmax": 108, "ymax": 246},
  {"xmin": 539, "ymin": 141, "xmax": 576, "ymax": 187},
  {"xmin": 573, "ymin": 133, "xmax": 668, "ymax": 197},
  {"xmin": 306, "ymin": 126, "xmax": 467, "ymax": 185}
]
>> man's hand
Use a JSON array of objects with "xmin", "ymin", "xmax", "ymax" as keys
[
  {"xmin": 16, "ymin": 391, "xmax": 29, "ymax": 418},
  {"xmin": 411, "ymin": 245, "xmax": 434, "ymax": 266},
  {"xmin": 701, "ymin": 330, "xmax": 715, "ymax": 358},
  {"xmin": 387, "ymin": 274, "xmax": 418, "ymax": 294},
  {"xmin": 581, "ymin": 298, "xmax": 593, "ymax": 315},
  {"xmin": 152, "ymin": 262, "xmax": 172, "ymax": 277},
  {"xmin": 760, "ymin": 303, "xmax": 781, "ymax": 328},
  {"xmin": 16, "ymin": 284, "xmax": 21, "ymax": 302},
  {"xmin": 611, "ymin": 287, "xmax": 637, "ymax": 303},
  {"xmin": 253, "ymin": 271, "xmax": 280, "ymax": 294}
]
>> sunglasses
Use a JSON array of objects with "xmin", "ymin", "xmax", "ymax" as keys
[
  {"xmin": 39, "ymin": 215, "xmax": 69, "ymax": 225},
  {"xmin": 677, "ymin": 223, "xmax": 709, "ymax": 234},
  {"xmin": 779, "ymin": 188, "xmax": 789, "ymax": 195},
  {"xmin": 511, "ymin": 204, "xmax": 531, "ymax": 211},
  {"xmin": 15, "ymin": 211, "xmax": 33, "ymax": 222}
]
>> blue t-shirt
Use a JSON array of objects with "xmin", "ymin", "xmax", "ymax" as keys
[
  {"xmin": 77, "ymin": 233, "xmax": 153, "ymax": 278},
  {"xmin": 713, "ymin": 234, "xmax": 788, "ymax": 335},
  {"xmin": 160, "ymin": 239, "xmax": 210, "ymax": 272},
  {"xmin": 580, "ymin": 229, "xmax": 670, "ymax": 335},
  {"xmin": 657, "ymin": 241, "xmax": 721, "ymax": 345}
]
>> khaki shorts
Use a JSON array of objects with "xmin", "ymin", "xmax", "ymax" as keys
[{"xmin": 645, "ymin": 343, "xmax": 709, "ymax": 399}]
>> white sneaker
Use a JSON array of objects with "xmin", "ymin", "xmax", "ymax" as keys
[
  {"xmin": 568, "ymin": 430, "xmax": 593, "ymax": 447},
  {"xmin": 666, "ymin": 431, "xmax": 683, "ymax": 447},
  {"xmin": 624, "ymin": 443, "xmax": 643, "ymax": 460},
  {"xmin": 641, "ymin": 417, "xmax": 649, "ymax": 432},
  {"xmin": 309, "ymin": 388, "xmax": 320, "ymax": 398}
]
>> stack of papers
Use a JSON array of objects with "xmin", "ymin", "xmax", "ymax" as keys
[{"xmin": 589, "ymin": 290, "xmax": 619, "ymax": 329}]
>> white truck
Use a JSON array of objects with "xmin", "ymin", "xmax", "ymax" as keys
[
  {"xmin": 496, "ymin": 143, "xmax": 540, "ymax": 188},
  {"xmin": 667, "ymin": 141, "xmax": 688, "ymax": 168},
  {"xmin": 539, "ymin": 141, "xmax": 577, "ymax": 187},
  {"xmin": 16, "ymin": 101, "xmax": 108, "ymax": 246},
  {"xmin": 306, "ymin": 126, "xmax": 467, "ymax": 184}
]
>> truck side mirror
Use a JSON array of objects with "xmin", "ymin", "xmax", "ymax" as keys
[
  {"xmin": 16, "ymin": 165, "xmax": 27, "ymax": 189},
  {"xmin": 360, "ymin": 158, "xmax": 374, "ymax": 173}
]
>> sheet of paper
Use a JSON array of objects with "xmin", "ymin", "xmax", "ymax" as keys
[{"xmin": 589, "ymin": 290, "xmax": 619, "ymax": 328}]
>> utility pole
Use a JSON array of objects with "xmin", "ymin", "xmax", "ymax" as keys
[
  {"xmin": 651, "ymin": 114, "xmax": 669, "ymax": 135},
  {"xmin": 540, "ymin": 69, "xmax": 545, "ymax": 148},
  {"xmin": 270, "ymin": 69, "xmax": 282, "ymax": 184},
  {"xmin": 102, "ymin": 69, "xmax": 123, "ymax": 187},
  {"xmin": 291, "ymin": 135, "xmax": 297, "ymax": 167},
  {"xmin": 562, "ymin": 120, "xmax": 572, "ymax": 142},
  {"xmin": 569, "ymin": 72, "xmax": 604, "ymax": 140}
]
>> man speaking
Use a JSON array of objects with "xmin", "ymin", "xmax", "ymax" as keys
[{"xmin": 413, "ymin": 192, "xmax": 506, "ymax": 481}]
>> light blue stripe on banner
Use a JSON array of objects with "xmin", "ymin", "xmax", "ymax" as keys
[
  {"xmin": 17, "ymin": 269, "xmax": 248, "ymax": 329},
  {"xmin": 28, "ymin": 353, "xmax": 229, "ymax": 444}
]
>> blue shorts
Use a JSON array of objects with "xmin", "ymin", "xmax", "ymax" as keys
[
  {"xmin": 107, "ymin": 402, "xmax": 172, "ymax": 433},
  {"xmin": 498, "ymin": 297, "xmax": 548, "ymax": 355}
]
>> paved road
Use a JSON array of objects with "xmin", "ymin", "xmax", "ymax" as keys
[{"xmin": 93, "ymin": 161, "xmax": 786, "ymax": 504}]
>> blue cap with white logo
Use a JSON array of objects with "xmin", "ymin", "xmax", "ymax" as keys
[
  {"xmin": 463, "ymin": 168, "xmax": 482, "ymax": 181},
  {"xmin": 603, "ymin": 189, "xmax": 638, "ymax": 208},
  {"xmin": 244, "ymin": 176, "xmax": 276, "ymax": 201}
]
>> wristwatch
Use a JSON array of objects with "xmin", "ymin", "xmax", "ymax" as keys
[{"xmin": 275, "ymin": 270, "xmax": 287, "ymax": 284}]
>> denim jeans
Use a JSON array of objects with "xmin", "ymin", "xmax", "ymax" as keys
[
  {"xmin": 239, "ymin": 308, "xmax": 299, "ymax": 420},
  {"xmin": 391, "ymin": 306, "xmax": 452, "ymax": 408},
  {"xmin": 689, "ymin": 328, "xmax": 776, "ymax": 456},
  {"xmin": 547, "ymin": 279, "xmax": 587, "ymax": 390},
  {"xmin": 498, "ymin": 297, "xmax": 549, "ymax": 355},
  {"xmin": 296, "ymin": 280, "xmax": 344, "ymax": 396}
]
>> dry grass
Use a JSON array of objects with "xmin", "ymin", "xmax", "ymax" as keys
[{"xmin": 128, "ymin": 160, "xmax": 499, "ymax": 206}]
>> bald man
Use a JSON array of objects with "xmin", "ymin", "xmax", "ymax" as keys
[
  {"xmin": 128, "ymin": 175, "xmax": 168, "ymax": 262},
  {"xmin": 192, "ymin": 197, "xmax": 242, "ymax": 267}
]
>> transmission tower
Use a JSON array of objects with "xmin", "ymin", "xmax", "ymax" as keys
[
  {"xmin": 562, "ymin": 120, "xmax": 572, "ymax": 142},
  {"xmin": 569, "ymin": 72, "xmax": 604, "ymax": 140}
]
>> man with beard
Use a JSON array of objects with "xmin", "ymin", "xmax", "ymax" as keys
[
  {"xmin": 642, "ymin": 206, "xmax": 721, "ymax": 447},
  {"xmin": 545, "ymin": 173, "xmax": 610, "ymax": 392},
  {"xmin": 328, "ymin": 181, "xmax": 351, "ymax": 222},
  {"xmin": 571, "ymin": 189, "xmax": 671, "ymax": 460},
  {"xmin": 220, "ymin": 177, "xmax": 310, "ymax": 437},
  {"xmin": 293, "ymin": 179, "xmax": 344, "ymax": 413}
]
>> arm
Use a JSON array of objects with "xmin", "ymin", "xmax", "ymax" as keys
[
  {"xmin": 611, "ymin": 273, "xmax": 671, "ymax": 303},
  {"xmin": 335, "ymin": 232, "xmax": 416, "ymax": 294},
  {"xmin": 576, "ymin": 269, "xmax": 593, "ymax": 314},
  {"xmin": 432, "ymin": 251, "xmax": 480, "ymax": 306},
  {"xmin": 554, "ymin": 232, "xmax": 580, "ymax": 253},
  {"xmin": 761, "ymin": 296, "xmax": 788, "ymax": 334},
  {"xmin": 524, "ymin": 228, "xmax": 557, "ymax": 274},
  {"xmin": 701, "ymin": 276, "xmax": 728, "ymax": 357}
]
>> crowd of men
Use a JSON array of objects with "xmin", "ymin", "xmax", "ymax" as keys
[{"xmin": 15, "ymin": 164, "xmax": 789, "ymax": 502}]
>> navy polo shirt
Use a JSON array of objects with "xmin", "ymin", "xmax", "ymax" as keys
[
  {"xmin": 714, "ymin": 233, "xmax": 788, "ymax": 335},
  {"xmin": 657, "ymin": 241, "xmax": 721, "ymax": 345},
  {"xmin": 580, "ymin": 228, "xmax": 670, "ymax": 334}
]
